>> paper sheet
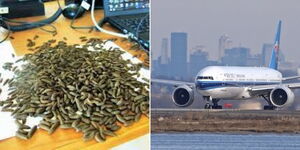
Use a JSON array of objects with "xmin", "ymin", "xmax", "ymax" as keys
[{"xmin": 0, "ymin": 41, "xmax": 149, "ymax": 149}]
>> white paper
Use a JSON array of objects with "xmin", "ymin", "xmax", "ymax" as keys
[
  {"xmin": 0, "ymin": 41, "xmax": 22, "ymax": 140},
  {"xmin": 0, "ymin": 40, "xmax": 149, "ymax": 144}
]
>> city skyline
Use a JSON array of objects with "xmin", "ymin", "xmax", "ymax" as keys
[
  {"xmin": 152, "ymin": 31, "xmax": 294, "ymax": 81},
  {"xmin": 152, "ymin": 0, "xmax": 300, "ymax": 62},
  {"xmin": 154, "ymin": 33, "xmax": 285, "ymax": 65},
  {"xmin": 153, "ymin": 33, "xmax": 291, "ymax": 64}
]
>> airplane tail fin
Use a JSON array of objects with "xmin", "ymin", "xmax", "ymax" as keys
[{"xmin": 269, "ymin": 20, "xmax": 281, "ymax": 70}]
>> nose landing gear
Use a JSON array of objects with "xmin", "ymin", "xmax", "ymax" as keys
[{"xmin": 203, "ymin": 96, "xmax": 222, "ymax": 109}]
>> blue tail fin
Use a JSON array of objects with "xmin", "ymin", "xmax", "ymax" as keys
[{"xmin": 269, "ymin": 20, "xmax": 281, "ymax": 70}]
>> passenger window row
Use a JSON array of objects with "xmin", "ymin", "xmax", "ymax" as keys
[{"xmin": 197, "ymin": 76, "xmax": 214, "ymax": 80}]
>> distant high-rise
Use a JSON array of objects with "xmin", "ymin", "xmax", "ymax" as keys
[
  {"xmin": 160, "ymin": 38, "xmax": 169, "ymax": 65},
  {"xmin": 189, "ymin": 45, "xmax": 206, "ymax": 62},
  {"xmin": 189, "ymin": 48, "xmax": 209, "ymax": 77},
  {"xmin": 247, "ymin": 54, "xmax": 263, "ymax": 66},
  {"xmin": 262, "ymin": 43, "xmax": 273, "ymax": 67},
  {"xmin": 218, "ymin": 34, "xmax": 233, "ymax": 61},
  {"xmin": 222, "ymin": 47, "xmax": 250, "ymax": 66},
  {"xmin": 170, "ymin": 32, "xmax": 188, "ymax": 78}
]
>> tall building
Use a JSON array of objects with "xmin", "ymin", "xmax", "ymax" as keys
[
  {"xmin": 189, "ymin": 49, "xmax": 209, "ymax": 77},
  {"xmin": 221, "ymin": 47, "xmax": 250, "ymax": 66},
  {"xmin": 160, "ymin": 38, "xmax": 169, "ymax": 65},
  {"xmin": 170, "ymin": 32, "xmax": 188, "ymax": 79},
  {"xmin": 189, "ymin": 45, "xmax": 206, "ymax": 62},
  {"xmin": 247, "ymin": 54, "xmax": 263, "ymax": 66},
  {"xmin": 261, "ymin": 43, "xmax": 273, "ymax": 67},
  {"xmin": 218, "ymin": 34, "xmax": 233, "ymax": 61}
]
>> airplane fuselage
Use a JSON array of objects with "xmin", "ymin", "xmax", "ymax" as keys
[
  {"xmin": 167, "ymin": 21, "xmax": 296, "ymax": 109},
  {"xmin": 195, "ymin": 66, "xmax": 282, "ymax": 100}
]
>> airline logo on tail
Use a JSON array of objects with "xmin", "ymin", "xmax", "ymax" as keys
[{"xmin": 269, "ymin": 20, "xmax": 281, "ymax": 70}]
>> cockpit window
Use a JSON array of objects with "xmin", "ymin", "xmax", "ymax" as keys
[{"xmin": 197, "ymin": 76, "xmax": 214, "ymax": 80}]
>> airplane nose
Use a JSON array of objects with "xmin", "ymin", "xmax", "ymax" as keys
[{"xmin": 196, "ymin": 81, "xmax": 206, "ymax": 89}]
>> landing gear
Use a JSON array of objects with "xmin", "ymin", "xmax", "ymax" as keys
[
  {"xmin": 204, "ymin": 96, "xmax": 211, "ymax": 109},
  {"xmin": 263, "ymin": 105, "xmax": 276, "ymax": 110},
  {"xmin": 262, "ymin": 95, "xmax": 276, "ymax": 110},
  {"xmin": 212, "ymin": 99, "xmax": 222, "ymax": 109},
  {"xmin": 203, "ymin": 96, "xmax": 222, "ymax": 109},
  {"xmin": 204, "ymin": 103, "xmax": 211, "ymax": 109},
  {"xmin": 212, "ymin": 105, "xmax": 222, "ymax": 109}
]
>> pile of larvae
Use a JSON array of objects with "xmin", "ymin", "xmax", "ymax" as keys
[{"xmin": 0, "ymin": 39, "xmax": 149, "ymax": 142}]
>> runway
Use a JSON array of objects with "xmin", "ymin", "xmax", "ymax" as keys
[
  {"xmin": 152, "ymin": 108, "xmax": 300, "ymax": 116},
  {"xmin": 151, "ymin": 108, "xmax": 300, "ymax": 133}
]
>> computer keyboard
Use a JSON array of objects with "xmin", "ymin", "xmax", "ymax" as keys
[{"xmin": 115, "ymin": 15, "xmax": 149, "ymax": 34}]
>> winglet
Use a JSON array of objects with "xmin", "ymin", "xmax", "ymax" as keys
[{"xmin": 269, "ymin": 20, "xmax": 281, "ymax": 70}]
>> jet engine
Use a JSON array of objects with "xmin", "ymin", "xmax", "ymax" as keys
[
  {"xmin": 172, "ymin": 85, "xmax": 194, "ymax": 107},
  {"xmin": 269, "ymin": 86, "xmax": 295, "ymax": 108}
]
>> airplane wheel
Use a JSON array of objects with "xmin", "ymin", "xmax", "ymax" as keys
[
  {"xmin": 204, "ymin": 103, "xmax": 210, "ymax": 109},
  {"xmin": 264, "ymin": 105, "xmax": 275, "ymax": 110},
  {"xmin": 212, "ymin": 105, "xmax": 222, "ymax": 109}
]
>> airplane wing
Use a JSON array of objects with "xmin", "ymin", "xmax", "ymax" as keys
[
  {"xmin": 282, "ymin": 76, "xmax": 300, "ymax": 81},
  {"xmin": 151, "ymin": 79, "xmax": 194, "ymax": 87},
  {"xmin": 248, "ymin": 82, "xmax": 300, "ymax": 96}
]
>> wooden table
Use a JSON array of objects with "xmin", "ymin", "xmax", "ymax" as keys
[
  {"xmin": 0, "ymin": 1, "xmax": 149, "ymax": 149},
  {"xmin": 1, "ymin": 0, "xmax": 149, "ymax": 65}
]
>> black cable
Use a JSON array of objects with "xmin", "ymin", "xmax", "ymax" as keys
[
  {"xmin": 2, "ymin": 17, "xmax": 57, "ymax": 34},
  {"xmin": 0, "ymin": 8, "xmax": 62, "ymax": 32},
  {"xmin": 0, "ymin": 0, "xmax": 62, "ymax": 43},
  {"xmin": 0, "ymin": 0, "xmax": 62, "ymax": 32},
  {"xmin": 69, "ymin": 3, "xmax": 106, "ymax": 31},
  {"xmin": 135, "ymin": 14, "xmax": 149, "ymax": 41},
  {"xmin": 58, "ymin": 0, "xmax": 94, "ymax": 30},
  {"xmin": 70, "ymin": 7, "xmax": 94, "ymax": 30}
]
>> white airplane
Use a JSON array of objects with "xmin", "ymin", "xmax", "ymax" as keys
[{"xmin": 152, "ymin": 21, "xmax": 300, "ymax": 110}]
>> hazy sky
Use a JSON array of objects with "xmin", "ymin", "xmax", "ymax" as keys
[{"xmin": 151, "ymin": 0, "xmax": 300, "ymax": 62}]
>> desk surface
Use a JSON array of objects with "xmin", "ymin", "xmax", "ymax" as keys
[
  {"xmin": 1, "ymin": 1, "xmax": 149, "ymax": 66},
  {"xmin": 0, "ymin": 1, "xmax": 149, "ymax": 149}
]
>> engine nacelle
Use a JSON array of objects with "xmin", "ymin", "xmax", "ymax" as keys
[
  {"xmin": 172, "ymin": 85, "xmax": 194, "ymax": 107},
  {"xmin": 269, "ymin": 86, "xmax": 295, "ymax": 108}
]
